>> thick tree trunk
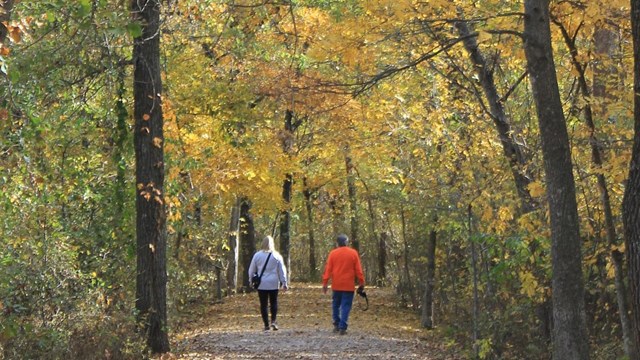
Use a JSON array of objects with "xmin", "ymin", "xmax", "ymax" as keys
[
  {"xmin": 131, "ymin": 0, "xmax": 169, "ymax": 353},
  {"xmin": 226, "ymin": 199, "xmax": 240, "ymax": 293},
  {"xmin": 239, "ymin": 197, "xmax": 256, "ymax": 290},
  {"xmin": 556, "ymin": 20, "xmax": 634, "ymax": 357},
  {"xmin": 523, "ymin": 1, "xmax": 589, "ymax": 358},
  {"xmin": 345, "ymin": 146, "xmax": 359, "ymax": 251},
  {"xmin": 455, "ymin": 20, "xmax": 537, "ymax": 214},
  {"xmin": 624, "ymin": 0, "xmax": 640, "ymax": 356},
  {"xmin": 303, "ymin": 178, "xmax": 317, "ymax": 279}
]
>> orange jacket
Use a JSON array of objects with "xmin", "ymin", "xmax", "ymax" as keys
[{"xmin": 322, "ymin": 246, "xmax": 365, "ymax": 291}]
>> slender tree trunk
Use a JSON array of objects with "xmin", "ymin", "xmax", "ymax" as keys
[
  {"xmin": 344, "ymin": 146, "xmax": 359, "ymax": 251},
  {"xmin": 469, "ymin": 205, "xmax": 480, "ymax": 358},
  {"xmin": 377, "ymin": 232, "xmax": 387, "ymax": 287},
  {"xmin": 131, "ymin": 0, "xmax": 169, "ymax": 353},
  {"xmin": 592, "ymin": 25, "xmax": 634, "ymax": 359},
  {"xmin": 239, "ymin": 197, "xmax": 256, "ymax": 290},
  {"xmin": 455, "ymin": 20, "xmax": 537, "ymax": 214},
  {"xmin": 556, "ymin": 20, "xmax": 634, "ymax": 357},
  {"xmin": 303, "ymin": 178, "xmax": 317, "ymax": 279},
  {"xmin": 421, "ymin": 214, "xmax": 437, "ymax": 329},
  {"xmin": 279, "ymin": 172, "xmax": 292, "ymax": 272},
  {"xmin": 623, "ymin": 0, "xmax": 640, "ymax": 356},
  {"xmin": 523, "ymin": 1, "xmax": 589, "ymax": 358},
  {"xmin": 399, "ymin": 207, "xmax": 417, "ymax": 308},
  {"xmin": 359, "ymin": 177, "xmax": 383, "ymax": 285},
  {"xmin": 279, "ymin": 109, "xmax": 299, "ymax": 273},
  {"xmin": 114, "ymin": 70, "xmax": 128, "ymax": 234},
  {"xmin": 226, "ymin": 199, "xmax": 240, "ymax": 293}
]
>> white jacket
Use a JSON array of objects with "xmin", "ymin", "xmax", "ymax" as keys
[{"xmin": 248, "ymin": 250, "xmax": 288, "ymax": 290}]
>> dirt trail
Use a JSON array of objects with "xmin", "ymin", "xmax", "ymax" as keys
[{"xmin": 172, "ymin": 284, "xmax": 462, "ymax": 359}]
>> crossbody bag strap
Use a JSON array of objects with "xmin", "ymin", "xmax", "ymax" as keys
[{"xmin": 259, "ymin": 253, "xmax": 272, "ymax": 277}]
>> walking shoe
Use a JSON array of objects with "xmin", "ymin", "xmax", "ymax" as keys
[
  {"xmin": 339, "ymin": 329, "xmax": 347, "ymax": 335},
  {"xmin": 271, "ymin": 322, "xmax": 279, "ymax": 331},
  {"xmin": 263, "ymin": 326, "xmax": 270, "ymax": 332},
  {"xmin": 333, "ymin": 323, "xmax": 339, "ymax": 333}
]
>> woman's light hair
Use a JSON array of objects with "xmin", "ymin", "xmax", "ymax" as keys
[{"xmin": 261, "ymin": 235, "xmax": 275, "ymax": 252}]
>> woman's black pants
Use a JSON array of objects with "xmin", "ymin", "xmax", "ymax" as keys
[{"xmin": 258, "ymin": 289, "xmax": 279, "ymax": 327}]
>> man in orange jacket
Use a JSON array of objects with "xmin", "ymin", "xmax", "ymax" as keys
[{"xmin": 322, "ymin": 234, "xmax": 365, "ymax": 335}]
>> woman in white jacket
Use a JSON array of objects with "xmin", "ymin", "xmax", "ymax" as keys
[{"xmin": 248, "ymin": 235, "xmax": 288, "ymax": 331}]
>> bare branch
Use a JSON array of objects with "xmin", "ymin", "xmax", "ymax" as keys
[{"xmin": 352, "ymin": 32, "xmax": 479, "ymax": 97}]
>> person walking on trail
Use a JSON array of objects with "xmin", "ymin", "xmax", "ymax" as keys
[
  {"xmin": 322, "ymin": 234, "xmax": 365, "ymax": 335},
  {"xmin": 248, "ymin": 235, "xmax": 288, "ymax": 332}
]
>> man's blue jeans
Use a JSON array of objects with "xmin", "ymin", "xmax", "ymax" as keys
[{"xmin": 332, "ymin": 290, "xmax": 355, "ymax": 330}]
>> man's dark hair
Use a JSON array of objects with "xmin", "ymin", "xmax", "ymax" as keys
[{"xmin": 337, "ymin": 234, "xmax": 348, "ymax": 247}]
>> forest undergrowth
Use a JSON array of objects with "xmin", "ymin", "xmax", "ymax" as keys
[{"xmin": 168, "ymin": 283, "xmax": 464, "ymax": 359}]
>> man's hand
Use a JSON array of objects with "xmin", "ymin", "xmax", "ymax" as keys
[
  {"xmin": 357, "ymin": 285, "xmax": 365, "ymax": 295},
  {"xmin": 322, "ymin": 285, "xmax": 328, "ymax": 294},
  {"xmin": 282, "ymin": 284, "xmax": 289, "ymax": 291}
]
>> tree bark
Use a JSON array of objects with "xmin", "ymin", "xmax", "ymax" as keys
[
  {"xmin": 131, "ymin": 0, "xmax": 169, "ymax": 353},
  {"xmin": 344, "ymin": 146, "xmax": 359, "ymax": 251},
  {"xmin": 623, "ymin": 0, "xmax": 640, "ymax": 356},
  {"xmin": 279, "ymin": 172, "xmax": 292, "ymax": 272},
  {"xmin": 303, "ymin": 178, "xmax": 317, "ymax": 279},
  {"xmin": 555, "ymin": 19, "xmax": 633, "ymax": 358},
  {"xmin": 399, "ymin": 206, "xmax": 417, "ymax": 308},
  {"xmin": 239, "ymin": 197, "xmax": 256, "ymax": 290},
  {"xmin": 377, "ymin": 232, "xmax": 387, "ymax": 287},
  {"xmin": 226, "ymin": 199, "xmax": 240, "ymax": 293},
  {"xmin": 523, "ymin": 1, "xmax": 589, "ymax": 359},
  {"xmin": 279, "ymin": 109, "xmax": 298, "ymax": 272}
]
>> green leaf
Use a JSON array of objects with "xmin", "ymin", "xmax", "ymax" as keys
[
  {"xmin": 78, "ymin": 0, "xmax": 91, "ymax": 16},
  {"xmin": 127, "ymin": 22, "xmax": 143, "ymax": 39}
]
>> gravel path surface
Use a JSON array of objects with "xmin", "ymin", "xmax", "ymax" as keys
[{"xmin": 173, "ymin": 284, "xmax": 462, "ymax": 360}]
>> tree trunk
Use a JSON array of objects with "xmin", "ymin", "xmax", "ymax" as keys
[
  {"xmin": 344, "ymin": 146, "xmax": 359, "ymax": 251},
  {"xmin": 399, "ymin": 206, "xmax": 417, "ymax": 308},
  {"xmin": 469, "ymin": 205, "xmax": 480, "ymax": 357},
  {"xmin": 455, "ymin": 20, "xmax": 537, "ymax": 214},
  {"xmin": 131, "ymin": 0, "xmax": 169, "ymax": 353},
  {"xmin": 421, "ymin": 215, "xmax": 437, "ymax": 329},
  {"xmin": 303, "ymin": 178, "xmax": 317, "ymax": 279},
  {"xmin": 226, "ymin": 199, "xmax": 240, "ymax": 293},
  {"xmin": 623, "ymin": 0, "xmax": 640, "ymax": 356},
  {"xmin": 279, "ymin": 109, "xmax": 299, "ymax": 273},
  {"xmin": 279, "ymin": 172, "xmax": 292, "ymax": 272},
  {"xmin": 239, "ymin": 197, "xmax": 256, "ymax": 290},
  {"xmin": 556, "ymin": 20, "xmax": 634, "ymax": 358},
  {"xmin": 359, "ymin": 176, "xmax": 383, "ymax": 285},
  {"xmin": 523, "ymin": 1, "xmax": 589, "ymax": 358},
  {"xmin": 113, "ymin": 69, "xmax": 128, "ymax": 236},
  {"xmin": 377, "ymin": 232, "xmax": 387, "ymax": 287}
]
